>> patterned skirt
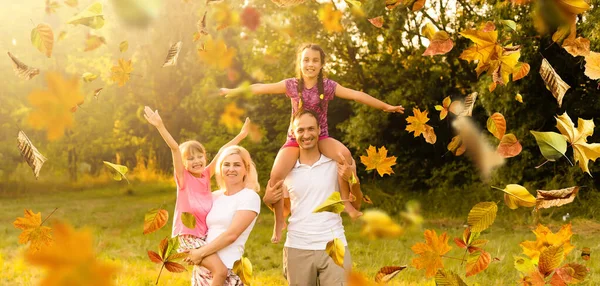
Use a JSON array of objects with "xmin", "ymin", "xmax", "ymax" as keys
[{"xmin": 178, "ymin": 235, "xmax": 243, "ymax": 286}]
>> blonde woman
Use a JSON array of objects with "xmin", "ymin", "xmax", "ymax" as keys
[{"xmin": 184, "ymin": 145, "xmax": 261, "ymax": 285}]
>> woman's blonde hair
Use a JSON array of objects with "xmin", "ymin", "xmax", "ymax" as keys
[
  {"xmin": 215, "ymin": 145, "xmax": 260, "ymax": 193},
  {"xmin": 179, "ymin": 140, "xmax": 206, "ymax": 159}
]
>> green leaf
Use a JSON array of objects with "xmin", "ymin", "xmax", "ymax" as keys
[
  {"xmin": 82, "ymin": 72, "xmax": 98, "ymax": 83},
  {"xmin": 103, "ymin": 161, "xmax": 129, "ymax": 183},
  {"xmin": 119, "ymin": 41, "xmax": 129, "ymax": 53},
  {"xmin": 467, "ymin": 202, "xmax": 497, "ymax": 232},
  {"xmin": 313, "ymin": 192, "xmax": 345, "ymax": 214},
  {"xmin": 67, "ymin": 2, "xmax": 105, "ymax": 29},
  {"xmin": 501, "ymin": 20, "xmax": 517, "ymax": 31},
  {"xmin": 181, "ymin": 212, "xmax": 196, "ymax": 229},
  {"xmin": 434, "ymin": 269, "xmax": 468, "ymax": 285},
  {"xmin": 530, "ymin": 131, "xmax": 568, "ymax": 161},
  {"xmin": 513, "ymin": 255, "xmax": 536, "ymax": 274},
  {"xmin": 143, "ymin": 208, "xmax": 168, "ymax": 235}
]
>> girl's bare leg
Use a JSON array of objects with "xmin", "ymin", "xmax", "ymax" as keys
[
  {"xmin": 200, "ymin": 253, "xmax": 228, "ymax": 286},
  {"xmin": 319, "ymin": 138, "xmax": 362, "ymax": 219},
  {"xmin": 270, "ymin": 146, "xmax": 299, "ymax": 243}
]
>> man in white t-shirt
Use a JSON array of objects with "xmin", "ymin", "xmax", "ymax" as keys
[{"xmin": 264, "ymin": 109, "xmax": 363, "ymax": 285}]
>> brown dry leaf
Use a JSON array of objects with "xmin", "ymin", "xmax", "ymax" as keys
[
  {"xmin": 162, "ymin": 41, "xmax": 182, "ymax": 67},
  {"xmin": 374, "ymin": 266, "xmax": 407, "ymax": 283},
  {"xmin": 17, "ymin": 131, "xmax": 47, "ymax": 179},
  {"xmin": 31, "ymin": 23, "xmax": 54, "ymax": 58},
  {"xmin": 552, "ymin": 263, "xmax": 589, "ymax": 284},
  {"xmin": 481, "ymin": 21, "xmax": 496, "ymax": 32},
  {"xmin": 584, "ymin": 52, "xmax": 600, "ymax": 80},
  {"xmin": 411, "ymin": 229, "xmax": 452, "ymax": 277},
  {"xmin": 459, "ymin": 92, "xmax": 477, "ymax": 117},
  {"xmin": 360, "ymin": 145, "xmax": 397, "ymax": 177},
  {"xmin": 7, "ymin": 52, "xmax": 40, "ymax": 80},
  {"xmin": 539, "ymin": 58, "xmax": 570, "ymax": 107},
  {"xmin": 93, "ymin": 88, "xmax": 103, "ymax": 100},
  {"xmin": 143, "ymin": 208, "xmax": 169, "ymax": 235},
  {"xmin": 423, "ymin": 31, "xmax": 454, "ymax": 56},
  {"xmin": 562, "ymin": 37, "xmax": 590, "ymax": 57},
  {"xmin": 513, "ymin": 63, "xmax": 531, "ymax": 81},
  {"xmin": 581, "ymin": 247, "xmax": 590, "ymax": 261},
  {"xmin": 497, "ymin": 133, "xmax": 522, "ymax": 158},
  {"xmin": 536, "ymin": 186, "xmax": 579, "ymax": 210},
  {"xmin": 84, "ymin": 34, "xmax": 106, "ymax": 52},
  {"xmin": 28, "ymin": 72, "xmax": 84, "ymax": 140},
  {"xmin": 520, "ymin": 223, "xmax": 575, "ymax": 263},
  {"xmin": 110, "ymin": 58, "xmax": 133, "ymax": 87},
  {"xmin": 424, "ymin": 125, "xmax": 437, "ymax": 144},
  {"xmin": 13, "ymin": 209, "xmax": 53, "ymax": 253},
  {"xmin": 466, "ymin": 248, "xmax": 491, "ymax": 277},
  {"xmin": 368, "ymin": 16, "xmax": 384, "ymax": 28},
  {"xmin": 241, "ymin": 7, "xmax": 261, "ymax": 31},
  {"xmin": 26, "ymin": 221, "xmax": 118, "ymax": 285}
]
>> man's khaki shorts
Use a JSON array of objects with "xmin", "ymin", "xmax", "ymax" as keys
[{"xmin": 283, "ymin": 246, "xmax": 352, "ymax": 286}]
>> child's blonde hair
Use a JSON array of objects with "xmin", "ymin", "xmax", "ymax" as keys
[
  {"xmin": 215, "ymin": 145, "xmax": 260, "ymax": 193},
  {"xmin": 179, "ymin": 140, "xmax": 206, "ymax": 159}
]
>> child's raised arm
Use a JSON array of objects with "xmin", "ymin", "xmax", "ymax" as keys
[
  {"xmin": 206, "ymin": 117, "xmax": 251, "ymax": 177},
  {"xmin": 143, "ymin": 106, "xmax": 185, "ymax": 182},
  {"xmin": 335, "ymin": 85, "xmax": 405, "ymax": 113},
  {"xmin": 219, "ymin": 80, "xmax": 287, "ymax": 97}
]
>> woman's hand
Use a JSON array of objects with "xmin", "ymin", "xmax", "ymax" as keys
[
  {"xmin": 143, "ymin": 106, "xmax": 163, "ymax": 127},
  {"xmin": 384, "ymin": 105, "xmax": 405, "ymax": 114},
  {"xmin": 183, "ymin": 248, "xmax": 206, "ymax": 265}
]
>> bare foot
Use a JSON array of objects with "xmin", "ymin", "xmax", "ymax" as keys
[
  {"xmin": 344, "ymin": 201, "xmax": 363, "ymax": 220},
  {"xmin": 271, "ymin": 223, "xmax": 284, "ymax": 244}
]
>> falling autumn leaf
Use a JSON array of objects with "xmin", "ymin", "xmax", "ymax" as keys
[
  {"xmin": 64, "ymin": 0, "xmax": 78, "ymax": 7},
  {"xmin": 581, "ymin": 247, "xmax": 590, "ymax": 261},
  {"xmin": 197, "ymin": 36, "xmax": 236, "ymax": 70},
  {"xmin": 318, "ymin": 4, "xmax": 343, "ymax": 33},
  {"xmin": 495, "ymin": 184, "xmax": 536, "ymax": 209},
  {"xmin": 520, "ymin": 223, "xmax": 575, "ymax": 263},
  {"xmin": 143, "ymin": 208, "xmax": 169, "ymax": 235},
  {"xmin": 181, "ymin": 212, "xmax": 197, "ymax": 229},
  {"xmin": 530, "ymin": 131, "xmax": 569, "ymax": 163},
  {"xmin": 93, "ymin": 88, "xmax": 103, "ymax": 100},
  {"xmin": 193, "ymin": 11, "xmax": 208, "ymax": 42},
  {"xmin": 360, "ymin": 145, "xmax": 397, "ymax": 177},
  {"xmin": 422, "ymin": 24, "xmax": 454, "ymax": 56},
  {"xmin": 82, "ymin": 72, "xmax": 98, "ymax": 82},
  {"xmin": 368, "ymin": 16, "xmax": 384, "ymax": 28},
  {"xmin": 17, "ymin": 131, "xmax": 47, "ymax": 179},
  {"xmin": 233, "ymin": 256, "xmax": 253, "ymax": 285},
  {"xmin": 458, "ymin": 92, "xmax": 477, "ymax": 117},
  {"xmin": 270, "ymin": 0, "xmax": 307, "ymax": 7},
  {"xmin": 435, "ymin": 269, "xmax": 468, "ymax": 285},
  {"xmin": 487, "ymin": 113, "xmax": 506, "ymax": 140},
  {"xmin": 411, "ymin": 229, "xmax": 452, "ymax": 277},
  {"xmin": 512, "ymin": 63, "xmax": 530, "ymax": 81},
  {"xmin": 515, "ymin": 93, "xmax": 523, "ymax": 103},
  {"xmin": 536, "ymin": 186, "xmax": 579, "ymax": 210},
  {"xmin": 447, "ymin": 135, "xmax": 466, "ymax": 156},
  {"xmin": 359, "ymin": 209, "xmax": 402, "ymax": 239},
  {"xmin": 46, "ymin": 0, "xmax": 61, "ymax": 14},
  {"xmin": 374, "ymin": 266, "xmax": 406, "ymax": 283},
  {"xmin": 454, "ymin": 228, "xmax": 488, "ymax": 253},
  {"xmin": 148, "ymin": 236, "xmax": 187, "ymax": 284},
  {"xmin": 562, "ymin": 37, "xmax": 590, "ymax": 57},
  {"xmin": 555, "ymin": 112, "xmax": 600, "ymax": 176},
  {"xmin": 7, "ymin": 52, "xmax": 39, "ymax": 80},
  {"xmin": 584, "ymin": 52, "xmax": 600, "ymax": 80},
  {"xmin": 212, "ymin": 2, "xmax": 240, "ymax": 30},
  {"xmin": 434, "ymin": 96, "xmax": 452, "ymax": 120},
  {"xmin": 57, "ymin": 31, "xmax": 67, "ymax": 42},
  {"xmin": 110, "ymin": 58, "xmax": 133, "ymax": 87},
  {"xmin": 313, "ymin": 192, "xmax": 345, "ymax": 214},
  {"xmin": 552, "ymin": 263, "xmax": 589, "ymax": 284},
  {"xmin": 13, "ymin": 209, "xmax": 54, "ymax": 253},
  {"xmin": 539, "ymin": 58, "xmax": 570, "ymax": 107},
  {"xmin": 325, "ymin": 238, "xmax": 345, "ymax": 267},
  {"xmin": 84, "ymin": 34, "xmax": 106, "ymax": 52},
  {"xmin": 27, "ymin": 72, "xmax": 84, "ymax": 141},
  {"xmin": 362, "ymin": 194, "xmax": 373, "ymax": 204},
  {"xmin": 497, "ymin": 133, "xmax": 522, "ymax": 158},
  {"xmin": 466, "ymin": 248, "xmax": 491, "ymax": 277},
  {"xmin": 162, "ymin": 41, "xmax": 182, "ymax": 67},
  {"xmin": 406, "ymin": 108, "xmax": 436, "ymax": 144},
  {"xmin": 31, "ymin": 23, "xmax": 54, "ymax": 58},
  {"xmin": 219, "ymin": 102, "xmax": 245, "ymax": 132},
  {"xmin": 467, "ymin": 202, "xmax": 497, "ymax": 232},
  {"xmin": 119, "ymin": 41, "xmax": 129, "ymax": 53},
  {"xmin": 67, "ymin": 2, "xmax": 105, "ymax": 29},
  {"xmin": 103, "ymin": 161, "xmax": 130, "ymax": 183},
  {"xmin": 241, "ymin": 7, "xmax": 261, "ymax": 31},
  {"xmin": 348, "ymin": 271, "xmax": 378, "ymax": 286},
  {"xmin": 26, "ymin": 221, "xmax": 118, "ymax": 285}
]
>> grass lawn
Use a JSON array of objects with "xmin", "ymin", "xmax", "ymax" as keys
[{"xmin": 1, "ymin": 182, "xmax": 598, "ymax": 285}]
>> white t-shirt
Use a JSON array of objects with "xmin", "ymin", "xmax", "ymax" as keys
[
  {"xmin": 284, "ymin": 155, "xmax": 348, "ymax": 250},
  {"xmin": 206, "ymin": 188, "xmax": 261, "ymax": 268}
]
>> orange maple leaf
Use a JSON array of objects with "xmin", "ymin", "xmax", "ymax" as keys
[
  {"xmin": 318, "ymin": 4, "xmax": 343, "ymax": 33},
  {"xmin": 26, "ymin": 221, "xmax": 119, "ymax": 285},
  {"xmin": 110, "ymin": 58, "xmax": 133, "ymax": 87},
  {"xmin": 197, "ymin": 36, "xmax": 236, "ymax": 70},
  {"xmin": 411, "ymin": 229, "xmax": 452, "ymax": 277},
  {"xmin": 434, "ymin": 96, "xmax": 452, "ymax": 120},
  {"xmin": 359, "ymin": 145, "xmax": 397, "ymax": 177},
  {"xmin": 406, "ymin": 107, "xmax": 437, "ymax": 144},
  {"xmin": 27, "ymin": 72, "xmax": 84, "ymax": 141},
  {"xmin": 519, "ymin": 223, "xmax": 574, "ymax": 263},
  {"xmin": 13, "ymin": 209, "xmax": 53, "ymax": 253},
  {"xmin": 219, "ymin": 102, "xmax": 245, "ymax": 132}
]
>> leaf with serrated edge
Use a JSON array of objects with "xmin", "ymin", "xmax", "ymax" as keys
[
  {"xmin": 539, "ymin": 245, "xmax": 564, "ymax": 276},
  {"xmin": 555, "ymin": 112, "xmax": 600, "ymax": 176},
  {"xmin": 435, "ymin": 269, "xmax": 468, "ymax": 285},
  {"xmin": 467, "ymin": 202, "xmax": 497, "ymax": 232}
]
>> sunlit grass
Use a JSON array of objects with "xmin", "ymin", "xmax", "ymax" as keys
[{"xmin": 1, "ymin": 182, "xmax": 598, "ymax": 285}]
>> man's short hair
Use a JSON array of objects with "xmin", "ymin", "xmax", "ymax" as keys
[{"xmin": 292, "ymin": 109, "xmax": 320, "ymax": 128}]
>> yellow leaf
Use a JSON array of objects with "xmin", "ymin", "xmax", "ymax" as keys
[
  {"xmin": 27, "ymin": 72, "xmax": 84, "ymax": 141},
  {"xmin": 119, "ymin": 41, "xmax": 129, "ymax": 53},
  {"xmin": 313, "ymin": 192, "xmax": 345, "ymax": 214},
  {"xmin": 374, "ymin": 266, "xmax": 407, "ymax": 283},
  {"xmin": 13, "ymin": 209, "xmax": 53, "ymax": 253},
  {"xmin": 555, "ymin": 0, "xmax": 590, "ymax": 15},
  {"xmin": 212, "ymin": 2, "xmax": 240, "ymax": 30},
  {"xmin": 7, "ymin": 51, "xmax": 40, "ymax": 80},
  {"xmin": 67, "ymin": 2, "xmax": 105, "ymax": 29},
  {"xmin": 325, "ymin": 238, "xmax": 345, "ymax": 267},
  {"xmin": 233, "ymin": 256, "xmax": 253, "ymax": 285},
  {"xmin": 421, "ymin": 23, "xmax": 437, "ymax": 40},
  {"xmin": 515, "ymin": 93, "xmax": 523, "ymax": 103},
  {"xmin": 26, "ymin": 222, "xmax": 118, "ymax": 285},
  {"xmin": 435, "ymin": 269, "xmax": 468, "ymax": 285},
  {"xmin": 318, "ymin": 4, "xmax": 343, "ymax": 33},
  {"xmin": 110, "ymin": 58, "xmax": 133, "ymax": 87},
  {"xmin": 359, "ymin": 145, "xmax": 397, "ymax": 177},
  {"xmin": 143, "ymin": 208, "xmax": 168, "ymax": 235},
  {"xmin": 219, "ymin": 102, "xmax": 245, "ymax": 132},
  {"xmin": 197, "ymin": 36, "xmax": 236, "ymax": 70},
  {"xmin": 45, "ymin": 0, "xmax": 61, "ymax": 14},
  {"xmin": 406, "ymin": 108, "xmax": 436, "ymax": 144},
  {"xmin": 562, "ymin": 37, "xmax": 590, "ymax": 57},
  {"xmin": 435, "ymin": 96, "xmax": 451, "ymax": 120},
  {"xmin": 500, "ymin": 184, "xmax": 536, "ymax": 209},
  {"xmin": 540, "ymin": 58, "xmax": 570, "ymax": 107},
  {"xmin": 82, "ymin": 72, "xmax": 98, "ymax": 83},
  {"xmin": 31, "ymin": 23, "xmax": 54, "ymax": 58},
  {"xmin": 467, "ymin": 202, "xmax": 497, "ymax": 232},
  {"xmin": 447, "ymin": 135, "xmax": 466, "ymax": 156},
  {"xmin": 84, "ymin": 34, "xmax": 106, "ymax": 52},
  {"xmin": 512, "ymin": 62, "xmax": 530, "ymax": 82},
  {"xmin": 64, "ymin": 0, "xmax": 78, "ymax": 7},
  {"xmin": 555, "ymin": 112, "xmax": 600, "ymax": 175},
  {"xmin": 348, "ymin": 271, "xmax": 378, "ymax": 286},
  {"xmin": 520, "ymin": 223, "xmax": 574, "ymax": 263},
  {"xmin": 423, "ymin": 31, "xmax": 454, "ymax": 56},
  {"xmin": 359, "ymin": 209, "xmax": 403, "ymax": 240},
  {"xmin": 411, "ymin": 229, "xmax": 452, "ymax": 278},
  {"xmin": 103, "ymin": 161, "xmax": 129, "ymax": 183},
  {"xmin": 584, "ymin": 51, "xmax": 600, "ymax": 80},
  {"xmin": 486, "ymin": 113, "xmax": 506, "ymax": 140}
]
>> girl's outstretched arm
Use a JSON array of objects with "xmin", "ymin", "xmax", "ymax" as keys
[
  {"xmin": 335, "ymin": 85, "xmax": 405, "ymax": 113},
  {"xmin": 143, "ymin": 106, "xmax": 185, "ymax": 182},
  {"xmin": 220, "ymin": 80, "xmax": 287, "ymax": 97},
  {"xmin": 206, "ymin": 117, "xmax": 251, "ymax": 177}
]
